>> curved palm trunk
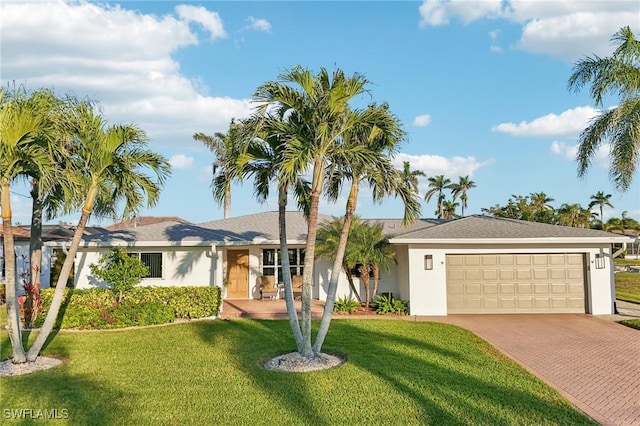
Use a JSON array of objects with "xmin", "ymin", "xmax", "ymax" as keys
[
  {"xmin": 313, "ymin": 180, "xmax": 359, "ymax": 353},
  {"xmin": 343, "ymin": 264, "xmax": 361, "ymax": 302},
  {"xmin": 1, "ymin": 181, "xmax": 27, "ymax": 362},
  {"xmin": 28, "ymin": 180, "xmax": 43, "ymax": 326},
  {"xmin": 26, "ymin": 186, "xmax": 97, "ymax": 361},
  {"xmin": 277, "ymin": 185, "xmax": 304, "ymax": 350}
]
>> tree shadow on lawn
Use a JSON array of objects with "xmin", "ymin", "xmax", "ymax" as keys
[
  {"xmin": 1, "ymin": 336, "xmax": 136, "ymax": 425},
  {"xmin": 193, "ymin": 319, "xmax": 593, "ymax": 425}
]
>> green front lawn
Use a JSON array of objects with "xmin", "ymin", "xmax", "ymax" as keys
[
  {"xmin": 615, "ymin": 272, "xmax": 640, "ymax": 303},
  {"xmin": 1, "ymin": 320, "xmax": 594, "ymax": 425}
]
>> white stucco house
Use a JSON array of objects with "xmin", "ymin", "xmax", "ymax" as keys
[{"xmin": 50, "ymin": 211, "xmax": 635, "ymax": 316}]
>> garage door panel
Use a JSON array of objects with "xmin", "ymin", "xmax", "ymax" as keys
[{"xmin": 447, "ymin": 253, "xmax": 585, "ymax": 314}]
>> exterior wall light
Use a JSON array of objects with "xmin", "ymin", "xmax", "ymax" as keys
[
  {"xmin": 595, "ymin": 253, "xmax": 605, "ymax": 269},
  {"xmin": 424, "ymin": 254, "xmax": 433, "ymax": 270}
]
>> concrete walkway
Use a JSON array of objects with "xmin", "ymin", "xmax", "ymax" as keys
[{"xmin": 430, "ymin": 314, "xmax": 640, "ymax": 426}]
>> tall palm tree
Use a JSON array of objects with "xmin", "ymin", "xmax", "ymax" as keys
[
  {"xmin": 253, "ymin": 66, "xmax": 371, "ymax": 358},
  {"xmin": 313, "ymin": 103, "xmax": 419, "ymax": 352},
  {"xmin": 424, "ymin": 175, "xmax": 451, "ymax": 218},
  {"xmin": 399, "ymin": 161, "xmax": 425, "ymax": 195},
  {"xmin": 0, "ymin": 87, "xmax": 52, "ymax": 362},
  {"xmin": 529, "ymin": 192, "xmax": 555, "ymax": 223},
  {"xmin": 588, "ymin": 191, "xmax": 613, "ymax": 226},
  {"xmin": 238, "ymin": 114, "xmax": 310, "ymax": 351},
  {"xmin": 194, "ymin": 120, "xmax": 243, "ymax": 218},
  {"xmin": 24, "ymin": 101, "xmax": 171, "ymax": 362},
  {"xmin": 568, "ymin": 26, "xmax": 640, "ymax": 191},
  {"xmin": 441, "ymin": 199, "xmax": 459, "ymax": 219},
  {"xmin": 449, "ymin": 175, "xmax": 476, "ymax": 216}
]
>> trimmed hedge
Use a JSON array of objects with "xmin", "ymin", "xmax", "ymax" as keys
[{"xmin": 34, "ymin": 286, "xmax": 221, "ymax": 330}]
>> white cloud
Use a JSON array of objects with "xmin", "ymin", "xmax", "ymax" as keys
[
  {"xmin": 418, "ymin": 0, "xmax": 640, "ymax": 60},
  {"xmin": 0, "ymin": 1, "xmax": 253, "ymax": 148},
  {"xmin": 246, "ymin": 16, "xmax": 272, "ymax": 33},
  {"xmin": 169, "ymin": 154, "xmax": 195, "ymax": 170},
  {"xmin": 412, "ymin": 114, "xmax": 432, "ymax": 127},
  {"xmin": 393, "ymin": 153, "xmax": 494, "ymax": 180},
  {"xmin": 419, "ymin": 0, "xmax": 503, "ymax": 27},
  {"xmin": 550, "ymin": 141, "xmax": 609, "ymax": 167},
  {"xmin": 175, "ymin": 5, "xmax": 226, "ymax": 40},
  {"xmin": 492, "ymin": 106, "xmax": 599, "ymax": 138}
]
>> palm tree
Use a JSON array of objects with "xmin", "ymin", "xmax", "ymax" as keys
[
  {"xmin": 253, "ymin": 66, "xmax": 372, "ymax": 358},
  {"xmin": 424, "ymin": 175, "xmax": 451, "ymax": 218},
  {"xmin": 24, "ymin": 101, "xmax": 171, "ymax": 362},
  {"xmin": 449, "ymin": 175, "xmax": 476, "ymax": 216},
  {"xmin": 316, "ymin": 216, "xmax": 362, "ymax": 302},
  {"xmin": 399, "ymin": 161, "xmax": 425, "ymax": 195},
  {"xmin": 441, "ymin": 199, "xmax": 459, "ymax": 219},
  {"xmin": 194, "ymin": 119, "xmax": 243, "ymax": 218},
  {"xmin": 530, "ymin": 192, "xmax": 555, "ymax": 223},
  {"xmin": 237, "ymin": 114, "xmax": 310, "ymax": 350},
  {"xmin": 557, "ymin": 203, "xmax": 594, "ymax": 228},
  {"xmin": 588, "ymin": 191, "xmax": 613, "ymax": 226},
  {"xmin": 368, "ymin": 224, "xmax": 395, "ymax": 302},
  {"xmin": 313, "ymin": 103, "xmax": 419, "ymax": 352},
  {"xmin": 568, "ymin": 26, "xmax": 640, "ymax": 191},
  {"xmin": 0, "ymin": 87, "xmax": 52, "ymax": 362}
]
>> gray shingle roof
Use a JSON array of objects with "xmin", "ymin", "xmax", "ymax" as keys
[
  {"xmin": 199, "ymin": 211, "xmax": 332, "ymax": 242},
  {"xmin": 392, "ymin": 215, "xmax": 632, "ymax": 240},
  {"xmin": 81, "ymin": 221, "xmax": 236, "ymax": 244}
]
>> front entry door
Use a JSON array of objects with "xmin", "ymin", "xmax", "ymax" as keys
[{"xmin": 227, "ymin": 250, "xmax": 249, "ymax": 298}]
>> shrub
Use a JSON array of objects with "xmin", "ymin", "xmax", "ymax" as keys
[
  {"xmin": 89, "ymin": 247, "xmax": 149, "ymax": 303},
  {"xmin": 333, "ymin": 296, "xmax": 361, "ymax": 314},
  {"xmin": 375, "ymin": 294, "xmax": 408, "ymax": 315},
  {"xmin": 35, "ymin": 286, "xmax": 221, "ymax": 329},
  {"xmin": 0, "ymin": 283, "xmax": 5, "ymax": 304}
]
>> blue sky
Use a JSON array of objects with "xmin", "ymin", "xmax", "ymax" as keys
[{"xmin": 2, "ymin": 0, "xmax": 639, "ymax": 226}]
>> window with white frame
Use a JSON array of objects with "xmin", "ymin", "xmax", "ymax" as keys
[
  {"xmin": 262, "ymin": 248, "xmax": 305, "ymax": 283},
  {"xmin": 129, "ymin": 252, "xmax": 163, "ymax": 278}
]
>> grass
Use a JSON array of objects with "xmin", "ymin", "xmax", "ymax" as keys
[
  {"xmin": 615, "ymin": 273, "xmax": 640, "ymax": 304},
  {"xmin": 614, "ymin": 258, "xmax": 640, "ymax": 266},
  {"xmin": 619, "ymin": 319, "xmax": 640, "ymax": 330},
  {"xmin": 1, "ymin": 320, "xmax": 594, "ymax": 425}
]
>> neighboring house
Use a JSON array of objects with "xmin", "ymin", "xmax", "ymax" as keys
[
  {"xmin": 54, "ymin": 211, "xmax": 635, "ymax": 316},
  {"xmin": 0, "ymin": 225, "xmax": 107, "ymax": 291}
]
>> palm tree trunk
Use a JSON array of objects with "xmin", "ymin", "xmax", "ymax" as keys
[
  {"xmin": 1, "ymin": 181, "xmax": 27, "ymax": 363},
  {"xmin": 277, "ymin": 185, "xmax": 304, "ymax": 351},
  {"xmin": 28, "ymin": 180, "xmax": 43, "ymax": 325},
  {"xmin": 360, "ymin": 266, "xmax": 371, "ymax": 308},
  {"xmin": 223, "ymin": 183, "xmax": 231, "ymax": 219},
  {"xmin": 299, "ymin": 158, "xmax": 324, "ymax": 358},
  {"xmin": 372, "ymin": 266, "xmax": 380, "ymax": 300},
  {"xmin": 26, "ymin": 186, "xmax": 97, "ymax": 361},
  {"xmin": 343, "ymin": 264, "xmax": 361, "ymax": 302},
  {"xmin": 313, "ymin": 180, "xmax": 358, "ymax": 353}
]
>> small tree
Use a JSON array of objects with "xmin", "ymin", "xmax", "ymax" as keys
[{"xmin": 89, "ymin": 248, "xmax": 148, "ymax": 303}]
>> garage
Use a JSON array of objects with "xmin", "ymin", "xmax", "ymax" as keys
[{"xmin": 446, "ymin": 253, "xmax": 586, "ymax": 314}]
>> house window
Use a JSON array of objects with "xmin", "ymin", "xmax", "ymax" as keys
[
  {"xmin": 262, "ymin": 248, "xmax": 305, "ymax": 283},
  {"xmin": 130, "ymin": 252, "xmax": 163, "ymax": 278}
]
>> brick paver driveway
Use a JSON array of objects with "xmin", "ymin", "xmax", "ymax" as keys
[{"xmin": 433, "ymin": 314, "xmax": 640, "ymax": 426}]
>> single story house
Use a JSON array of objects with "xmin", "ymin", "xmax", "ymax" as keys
[{"xmin": 47, "ymin": 211, "xmax": 635, "ymax": 316}]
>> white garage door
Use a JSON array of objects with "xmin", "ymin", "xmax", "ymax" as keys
[{"xmin": 446, "ymin": 253, "xmax": 585, "ymax": 314}]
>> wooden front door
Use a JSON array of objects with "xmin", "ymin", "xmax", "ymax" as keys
[{"xmin": 226, "ymin": 250, "xmax": 249, "ymax": 298}]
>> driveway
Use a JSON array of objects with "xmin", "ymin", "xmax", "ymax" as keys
[{"xmin": 430, "ymin": 314, "xmax": 640, "ymax": 426}]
